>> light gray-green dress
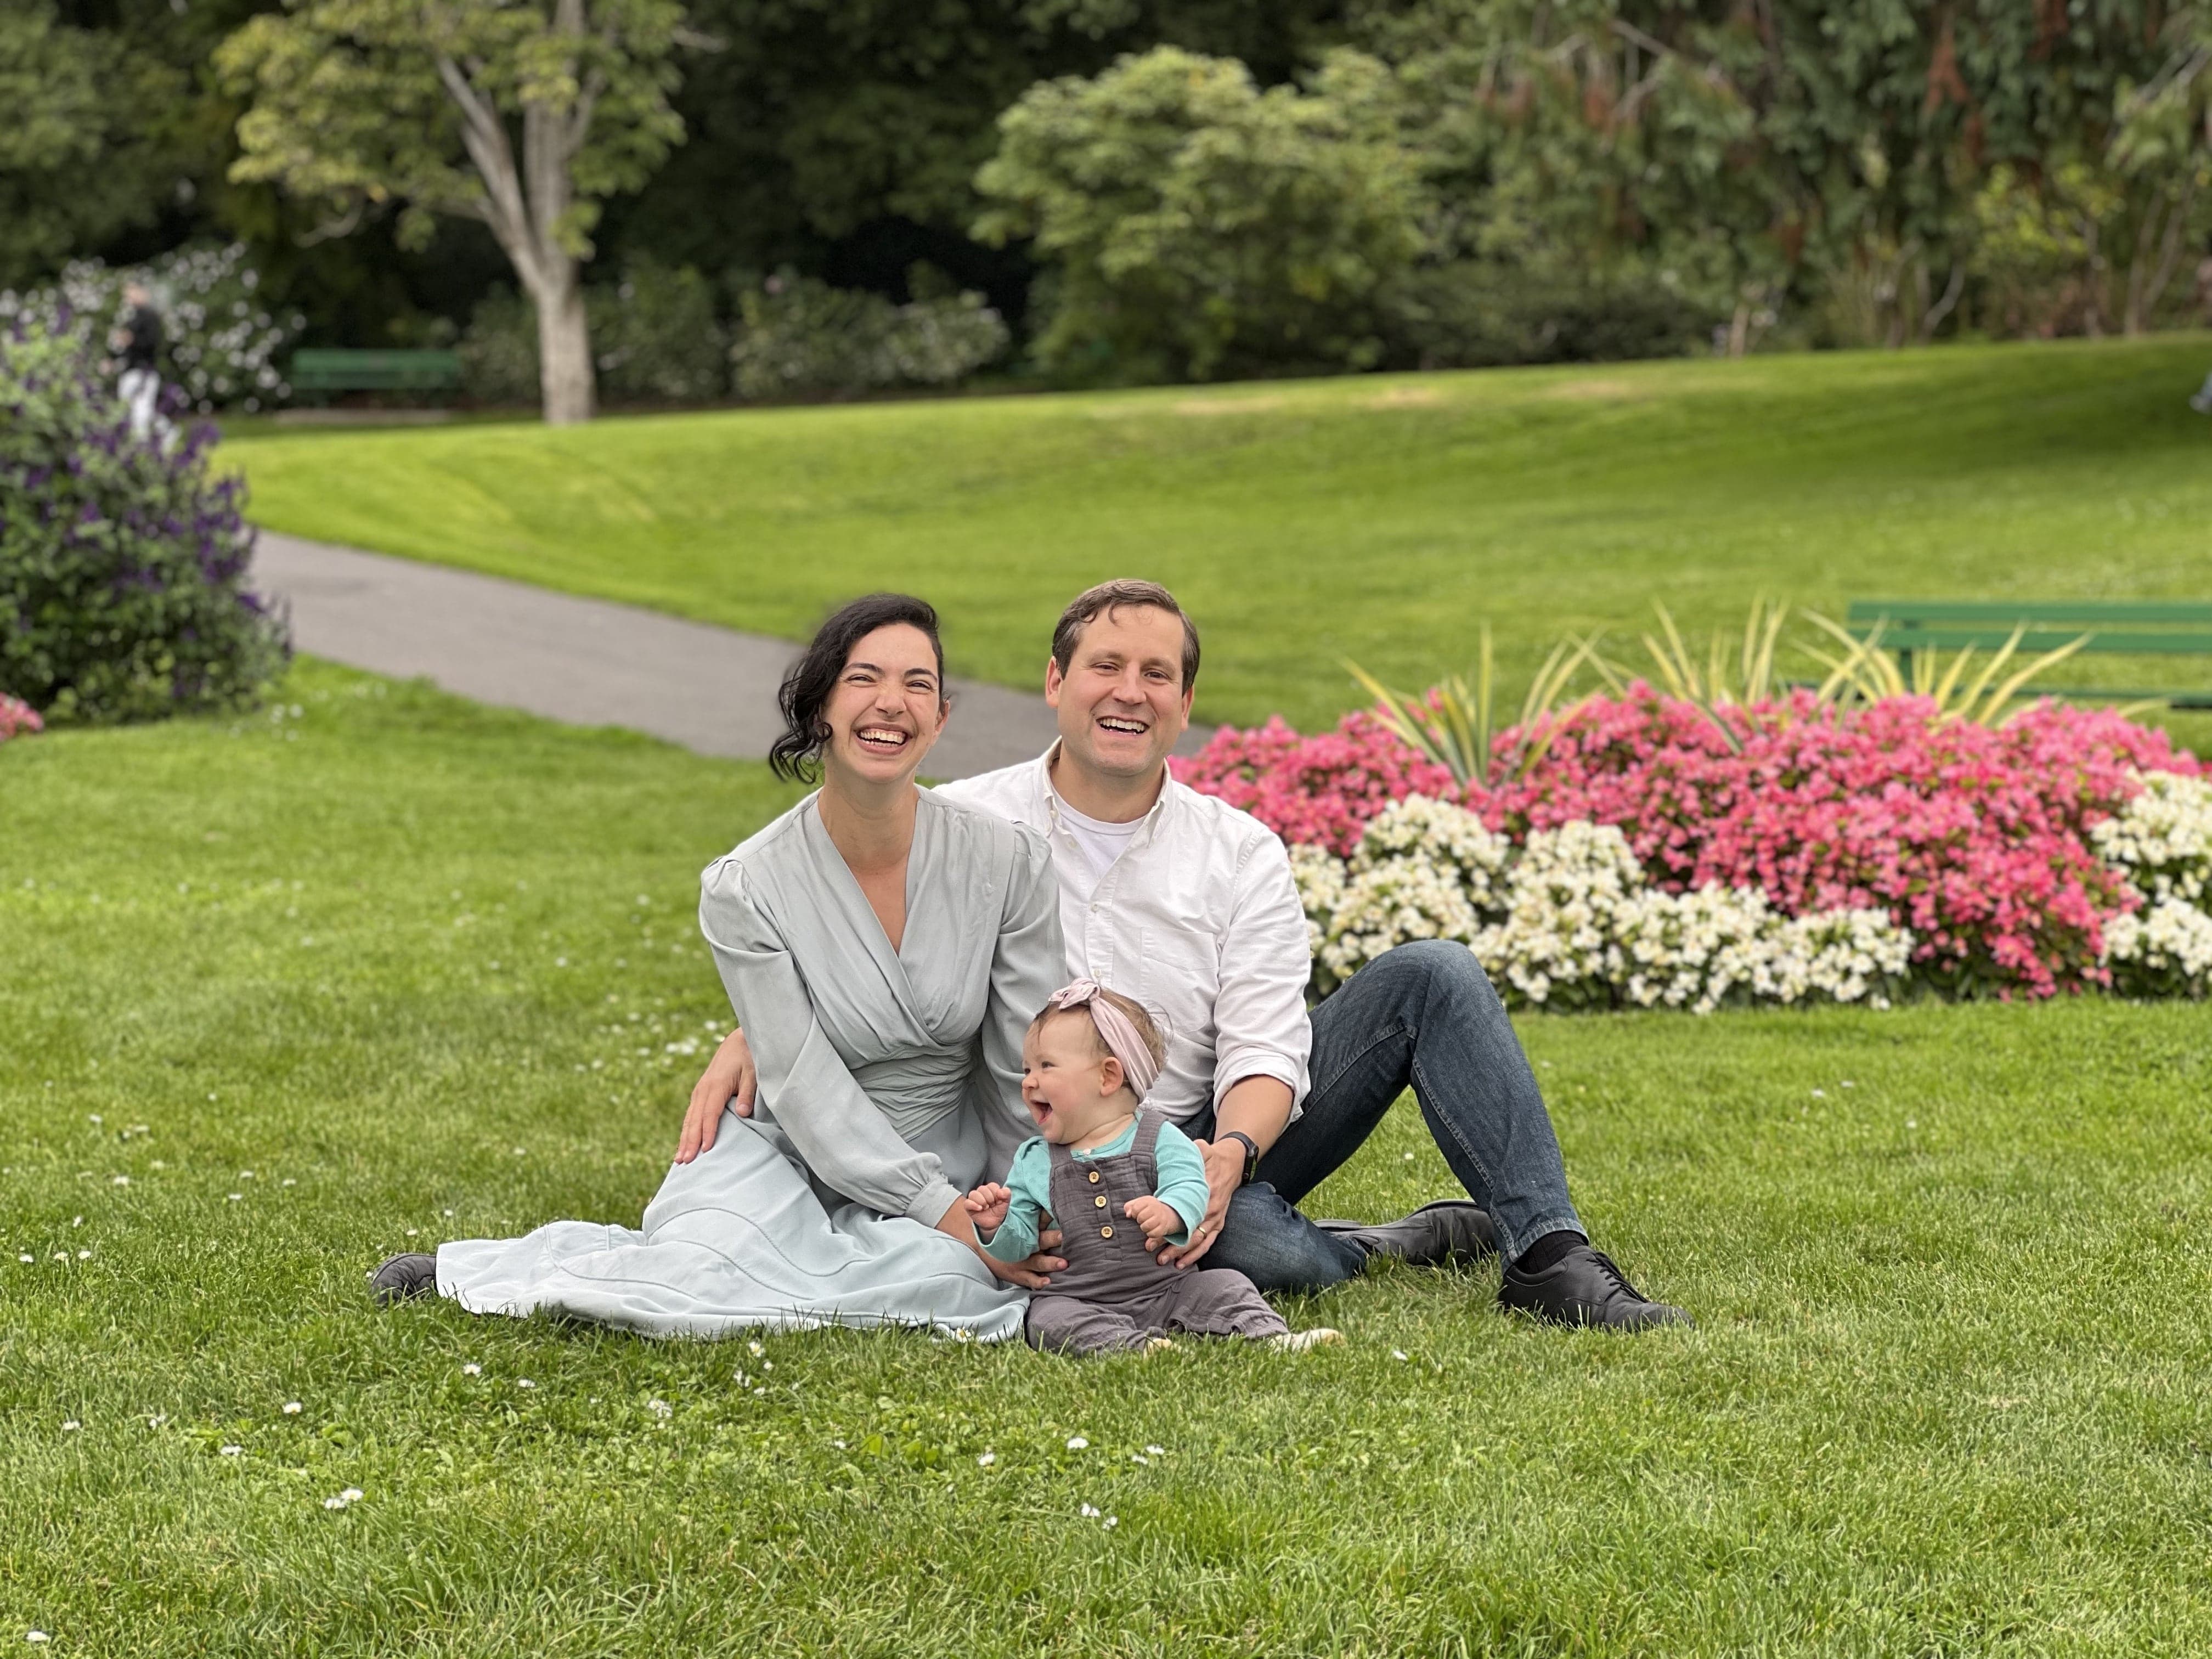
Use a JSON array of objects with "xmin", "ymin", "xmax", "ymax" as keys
[{"xmin": 435, "ymin": 789, "xmax": 1061, "ymax": 1340}]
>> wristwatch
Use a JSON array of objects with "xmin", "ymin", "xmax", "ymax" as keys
[{"xmin": 1220, "ymin": 1131, "xmax": 1261, "ymax": 1187}]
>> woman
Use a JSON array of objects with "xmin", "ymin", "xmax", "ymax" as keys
[{"xmin": 370, "ymin": 594, "xmax": 1061, "ymax": 1339}]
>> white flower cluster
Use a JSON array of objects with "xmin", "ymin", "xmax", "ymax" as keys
[
  {"xmin": 1294, "ymin": 796, "xmax": 1915, "ymax": 1014},
  {"xmin": 2103, "ymin": 899, "xmax": 2212, "ymax": 996},
  {"xmin": 0, "ymin": 243, "xmax": 305, "ymax": 413},
  {"xmin": 2091, "ymin": 771, "xmax": 2212, "ymax": 906},
  {"xmin": 2092, "ymin": 772, "xmax": 2212, "ymax": 997}
]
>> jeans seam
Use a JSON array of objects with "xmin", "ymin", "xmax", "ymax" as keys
[
  {"xmin": 1304, "ymin": 1017, "xmax": 1414, "ymax": 1114},
  {"xmin": 1409, "ymin": 1049, "xmax": 1504, "ymax": 1248}
]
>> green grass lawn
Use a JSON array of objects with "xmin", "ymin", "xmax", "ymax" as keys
[
  {"xmin": 8, "ymin": 666, "xmax": 2212, "ymax": 1655},
  {"xmin": 222, "ymin": 337, "xmax": 2212, "ymax": 741}
]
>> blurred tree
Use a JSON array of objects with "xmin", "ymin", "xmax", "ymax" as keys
[
  {"xmin": 0, "ymin": 4, "xmax": 183, "ymax": 288},
  {"xmin": 975, "ymin": 46, "xmax": 1426, "ymax": 380},
  {"xmin": 217, "ymin": 0, "xmax": 691, "ymax": 422}
]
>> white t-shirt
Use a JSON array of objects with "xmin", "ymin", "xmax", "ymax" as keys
[{"xmin": 1051, "ymin": 793, "xmax": 1143, "ymax": 894}]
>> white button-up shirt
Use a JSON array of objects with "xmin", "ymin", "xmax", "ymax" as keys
[{"xmin": 935, "ymin": 746, "xmax": 1311, "ymax": 1125}]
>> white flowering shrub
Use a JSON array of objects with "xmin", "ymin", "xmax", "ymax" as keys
[
  {"xmin": 1293, "ymin": 797, "xmax": 1916, "ymax": 1013},
  {"xmin": 1349, "ymin": 794, "xmax": 1511, "ymax": 898},
  {"xmin": 0, "ymin": 244, "xmax": 304, "ymax": 413},
  {"xmin": 1467, "ymin": 821, "xmax": 1645, "ymax": 1009},
  {"xmin": 2091, "ymin": 772, "xmax": 2212, "ymax": 907},
  {"xmin": 2102, "ymin": 899, "xmax": 2212, "ymax": 998}
]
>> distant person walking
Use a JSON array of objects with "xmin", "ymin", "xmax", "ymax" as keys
[{"xmin": 110, "ymin": 281, "xmax": 166, "ymax": 443}]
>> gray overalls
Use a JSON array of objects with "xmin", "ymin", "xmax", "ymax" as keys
[{"xmin": 1024, "ymin": 1109, "xmax": 1288, "ymax": 1356}]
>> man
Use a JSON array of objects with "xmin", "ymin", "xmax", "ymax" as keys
[
  {"xmin": 109, "ymin": 281, "xmax": 165, "ymax": 444},
  {"xmin": 682, "ymin": 581, "xmax": 1686, "ymax": 1330}
]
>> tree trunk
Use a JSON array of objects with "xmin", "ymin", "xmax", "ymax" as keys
[{"xmin": 534, "ymin": 267, "xmax": 595, "ymax": 426}]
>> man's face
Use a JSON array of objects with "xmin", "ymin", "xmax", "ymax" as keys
[{"xmin": 1045, "ymin": 603, "xmax": 1193, "ymax": 784}]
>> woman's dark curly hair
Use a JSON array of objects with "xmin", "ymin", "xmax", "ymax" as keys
[{"xmin": 769, "ymin": 592, "xmax": 946, "ymax": 783}]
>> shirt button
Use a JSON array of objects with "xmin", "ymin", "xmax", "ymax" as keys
[
  {"xmin": 1086, "ymin": 1170, "xmax": 1101, "ymax": 1184},
  {"xmin": 1099, "ymin": 1225, "xmax": 1114, "ymax": 1239},
  {"xmin": 1092, "ymin": 1194, "xmax": 1107, "ymax": 1209}
]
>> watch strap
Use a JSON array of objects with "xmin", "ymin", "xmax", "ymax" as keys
[{"xmin": 1221, "ymin": 1130, "xmax": 1261, "ymax": 1187}]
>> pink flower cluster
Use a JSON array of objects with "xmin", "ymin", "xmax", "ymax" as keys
[
  {"xmin": 0, "ymin": 693, "xmax": 42, "ymax": 743},
  {"xmin": 1176, "ymin": 689, "xmax": 2203, "ymax": 998},
  {"xmin": 1173, "ymin": 712, "xmax": 1457, "ymax": 856}
]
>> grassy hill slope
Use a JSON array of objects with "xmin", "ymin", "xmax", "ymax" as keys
[{"xmin": 223, "ymin": 337, "xmax": 2212, "ymax": 733}]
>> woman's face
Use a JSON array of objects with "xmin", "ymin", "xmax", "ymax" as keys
[{"xmin": 820, "ymin": 623, "xmax": 947, "ymax": 788}]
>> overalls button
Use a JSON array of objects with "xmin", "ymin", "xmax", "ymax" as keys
[
  {"xmin": 1086, "ymin": 1170, "xmax": 1101, "ymax": 1184},
  {"xmin": 1093, "ymin": 1194, "xmax": 1107, "ymax": 1208},
  {"xmin": 1099, "ymin": 1225, "xmax": 1114, "ymax": 1239}
]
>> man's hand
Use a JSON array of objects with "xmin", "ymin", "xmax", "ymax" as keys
[
  {"xmin": 963, "ymin": 1182, "xmax": 1012, "ymax": 1237},
  {"xmin": 675, "ymin": 1027, "xmax": 756, "ymax": 1164},
  {"xmin": 1124, "ymin": 1195, "xmax": 1183, "ymax": 1252},
  {"xmin": 1156, "ymin": 1138, "xmax": 1240, "ymax": 1268}
]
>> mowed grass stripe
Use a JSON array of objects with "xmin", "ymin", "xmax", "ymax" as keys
[{"xmin": 3, "ymin": 664, "xmax": 2211, "ymax": 1652}]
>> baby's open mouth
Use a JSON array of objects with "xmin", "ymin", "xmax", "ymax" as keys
[{"xmin": 854, "ymin": 725, "xmax": 911, "ymax": 753}]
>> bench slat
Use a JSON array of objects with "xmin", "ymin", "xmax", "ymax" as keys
[
  {"xmin": 1846, "ymin": 628, "xmax": 2212, "ymax": 653},
  {"xmin": 1848, "ymin": 599, "xmax": 2212, "ymax": 625},
  {"xmin": 289, "ymin": 348, "xmax": 462, "ymax": 391}
]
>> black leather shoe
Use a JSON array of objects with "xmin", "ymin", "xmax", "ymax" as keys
[
  {"xmin": 368, "ymin": 1252, "xmax": 438, "ymax": 1305},
  {"xmin": 1314, "ymin": 1201, "xmax": 1499, "ymax": 1267},
  {"xmin": 1498, "ymin": 1245, "xmax": 1690, "ymax": 1330}
]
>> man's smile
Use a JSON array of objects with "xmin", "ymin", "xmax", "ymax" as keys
[{"xmin": 1095, "ymin": 713, "xmax": 1149, "ymax": 734}]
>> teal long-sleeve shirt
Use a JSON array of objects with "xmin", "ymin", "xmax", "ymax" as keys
[{"xmin": 980, "ymin": 1115, "xmax": 1211, "ymax": 1263}]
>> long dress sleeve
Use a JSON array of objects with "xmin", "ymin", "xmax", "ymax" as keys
[
  {"xmin": 698, "ymin": 858, "xmax": 964, "ymax": 1228},
  {"xmin": 970, "ymin": 823, "xmax": 1064, "ymax": 1175}
]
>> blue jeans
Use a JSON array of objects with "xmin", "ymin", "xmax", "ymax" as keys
[{"xmin": 1195, "ymin": 941, "xmax": 1584, "ymax": 1294}]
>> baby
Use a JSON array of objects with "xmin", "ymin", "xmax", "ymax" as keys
[{"xmin": 967, "ymin": 979, "xmax": 1340, "ymax": 1356}]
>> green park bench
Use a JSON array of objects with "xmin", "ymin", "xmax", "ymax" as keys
[
  {"xmin": 287, "ymin": 348, "xmax": 463, "ymax": 397},
  {"xmin": 1847, "ymin": 599, "xmax": 2212, "ymax": 710}
]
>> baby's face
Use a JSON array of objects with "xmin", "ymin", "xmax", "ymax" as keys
[{"xmin": 1020, "ymin": 1015, "xmax": 1126, "ymax": 1146}]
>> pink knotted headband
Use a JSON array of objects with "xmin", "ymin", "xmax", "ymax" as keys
[{"xmin": 1045, "ymin": 979, "xmax": 1161, "ymax": 1101}]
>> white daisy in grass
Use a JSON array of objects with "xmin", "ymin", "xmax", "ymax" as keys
[
  {"xmin": 648, "ymin": 1400, "xmax": 672, "ymax": 1419},
  {"xmin": 461, "ymin": 1364, "xmax": 482, "ymax": 1377},
  {"xmin": 28, "ymin": 1630, "xmax": 51, "ymax": 1644},
  {"xmin": 60, "ymin": 1422, "xmax": 79, "ymax": 1433},
  {"xmin": 1065, "ymin": 1436, "xmax": 1088, "ymax": 1451},
  {"xmin": 976, "ymin": 1452, "xmax": 996, "ymax": 1467},
  {"xmin": 283, "ymin": 1402, "xmax": 302, "ymax": 1415},
  {"xmin": 516, "ymin": 1379, "xmax": 534, "ymax": 1390},
  {"xmin": 1079, "ymin": 1503, "xmax": 1099, "ymax": 1519},
  {"xmin": 219, "ymin": 1444, "xmax": 242, "ymax": 1457},
  {"xmin": 1144, "ymin": 1444, "xmax": 1166, "ymax": 1457}
]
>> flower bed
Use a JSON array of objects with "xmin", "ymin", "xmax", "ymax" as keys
[
  {"xmin": 1, "ymin": 693, "xmax": 42, "ymax": 743},
  {"xmin": 1177, "ymin": 689, "xmax": 2210, "ymax": 1008}
]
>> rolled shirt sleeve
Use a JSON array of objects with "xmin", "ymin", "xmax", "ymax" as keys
[
  {"xmin": 1209, "ymin": 834, "xmax": 1314, "ymax": 1116},
  {"xmin": 698, "ymin": 859, "xmax": 963, "ymax": 1228}
]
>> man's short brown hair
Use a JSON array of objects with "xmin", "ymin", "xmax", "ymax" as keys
[{"xmin": 1051, "ymin": 580, "xmax": 1201, "ymax": 690}]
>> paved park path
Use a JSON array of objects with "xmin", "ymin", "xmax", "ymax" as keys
[{"xmin": 253, "ymin": 531, "xmax": 1207, "ymax": 780}]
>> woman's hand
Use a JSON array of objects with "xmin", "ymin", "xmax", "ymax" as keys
[
  {"xmin": 1123, "ymin": 1195, "xmax": 1183, "ymax": 1252},
  {"xmin": 675, "ymin": 1028, "xmax": 757, "ymax": 1163}
]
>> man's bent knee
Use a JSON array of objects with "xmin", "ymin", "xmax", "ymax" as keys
[{"xmin": 1364, "ymin": 938, "xmax": 1502, "ymax": 1014}]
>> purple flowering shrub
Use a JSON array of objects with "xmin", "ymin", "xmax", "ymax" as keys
[{"xmin": 0, "ymin": 315, "xmax": 288, "ymax": 723}]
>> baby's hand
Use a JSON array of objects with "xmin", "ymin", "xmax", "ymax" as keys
[
  {"xmin": 964, "ymin": 1182, "xmax": 1012, "ymax": 1237},
  {"xmin": 1123, "ymin": 1195, "xmax": 1183, "ymax": 1250}
]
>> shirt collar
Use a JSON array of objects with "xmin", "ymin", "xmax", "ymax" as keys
[{"xmin": 1039, "ymin": 742, "xmax": 1178, "ymax": 845}]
